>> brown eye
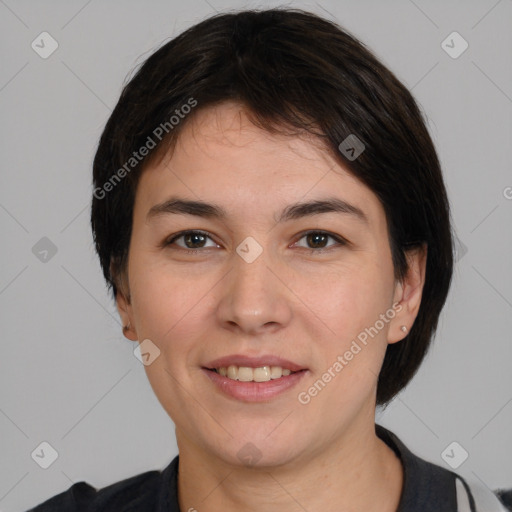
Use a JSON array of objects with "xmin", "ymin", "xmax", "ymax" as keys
[
  {"xmin": 295, "ymin": 230, "xmax": 346, "ymax": 252},
  {"xmin": 165, "ymin": 230, "xmax": 217, "ymax": 251},
  {"xmin": 306, "ymin": 232, "xmax": 329, "ymax": 249}
]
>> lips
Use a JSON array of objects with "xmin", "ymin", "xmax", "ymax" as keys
[{"xmin": 202, "ymin": 354, "xmax": 308, "ymax": 402}]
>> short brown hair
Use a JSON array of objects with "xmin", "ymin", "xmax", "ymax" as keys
[{"xmin": 91, "ymin": 7, "xmax": 454, "ymax": 406}]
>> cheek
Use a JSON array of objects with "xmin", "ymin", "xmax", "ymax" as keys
[
  {"xmin": 128, "ymin": 254, "xmax": 221, "ymax": 367},
  {"xmin": 127, "ymin": 261, "xmax": 212, "ymax": 409},
  {"xmin": 303, "ymin": 261, "xmax": 391, "ymax": 336},
  {"xmin": 301, "ymin": 261, "xmax": 394, "ymax": 401}
]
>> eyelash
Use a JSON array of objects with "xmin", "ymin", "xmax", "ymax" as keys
[{"xmin": 163, "ymin": 229, "xmax": 348, "ymax": 255}]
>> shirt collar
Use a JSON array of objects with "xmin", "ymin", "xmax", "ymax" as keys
[
  {"xmin": 158, "ymin": 424, "xmax": 458, "ymax": 511},
  {"xmin": 376, "ymin": 424, "xmax": 458, "ymax": 511}
]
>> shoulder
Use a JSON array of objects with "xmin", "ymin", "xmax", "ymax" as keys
[
  {"xmin": 457, "ymin": 477, "xmax": 512, "ymax": 512},
  {"xmin": 27, "ymin": 457, "xmax": 179, "ymax": 512},
  {"xmin": 375, "ymin": 424, "xmax": 511, "ymax": 512}
]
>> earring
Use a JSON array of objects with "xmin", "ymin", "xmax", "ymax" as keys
[
  {"xmin": 123, "ymin": 322, "xmax": 131, "ymax": 332},
  {"xmin": 400, "ymin": 325, "xmax": 407, "ymax": 333}
]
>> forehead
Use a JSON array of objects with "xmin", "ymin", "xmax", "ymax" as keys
[
  {"xmin": 171, "ymin": 101, "xmax": 342, "ymax": 176},
  {"xmin": 135, "ymin": 101, "xmax": 386, "ymax": 230}
]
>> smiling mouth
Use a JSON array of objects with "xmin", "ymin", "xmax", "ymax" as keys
[{"xmin": 207, "ymin": 365, "xmax": 300, "ymax": 382}]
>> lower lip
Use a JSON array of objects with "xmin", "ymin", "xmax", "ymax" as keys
[{"xmin": 202, "ymin": 368, "xmax": 308, "ymax": 402}]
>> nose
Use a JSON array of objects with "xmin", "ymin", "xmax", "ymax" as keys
[{"xmin": 215, "ymin": 245, "xmax": 293, "ymax": 336}]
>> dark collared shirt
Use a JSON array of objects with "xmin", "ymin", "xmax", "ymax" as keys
[{"xmin": 27, "ymin": 424, "xmax": 508, "ymax": 511}]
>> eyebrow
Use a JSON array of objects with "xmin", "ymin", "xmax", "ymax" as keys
[{"xmin": 146, "ymin": 196, "xmax": 369, "ymax": 225}]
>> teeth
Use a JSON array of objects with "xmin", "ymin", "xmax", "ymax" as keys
[
  {"xmin": 227, "ymin": 365, "xmax": 238, "ymax": 380},
  {"xmin": 238, "ymin": 366, "xmax": 254, "ymax": 382},
  {"xmin": 216, "ymin": 365, "xmax": 294, "ymax": 382},
  {"xmin": 253, "ymin": 366, "xmax": 271, "ymax": 382}
]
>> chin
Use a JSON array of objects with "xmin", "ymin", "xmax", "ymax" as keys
[
  {"xmin": 210, "ymin": 431, "xmax": 304, "ymax": 470},
  {"xmin": 221, "ymin": 447, "xmax": 297, "ymax": 470}
]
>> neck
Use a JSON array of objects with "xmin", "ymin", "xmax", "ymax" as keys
[{"xmin": 176, "ymin": 420, "xmax": 403, "ymax": 512}]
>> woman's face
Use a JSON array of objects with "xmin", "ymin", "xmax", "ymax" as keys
[{"xmin": 117, "ymin": 101, "xmax": 422, "ymax": 467}]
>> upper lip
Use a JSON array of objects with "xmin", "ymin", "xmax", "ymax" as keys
[{"xmin": 204, "ymin": 354, "xmax": 306, "ymax": 372}]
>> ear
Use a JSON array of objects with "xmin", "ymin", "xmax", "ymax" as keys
[
  {"xmin": 111, "ymin": 260, "xmax": 138, "ymax": 341},
  {"xmin": 116, "ymin": 289, "xmax": 138, "ymax": 341},
  {"xmin": 387, "ymin": 243, "xmax": 427, "ymax": 344}
]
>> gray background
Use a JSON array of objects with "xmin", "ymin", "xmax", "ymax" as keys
[{"xmin": 1, "ymin": 0, "xmax": 511, "ymax": 510}]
